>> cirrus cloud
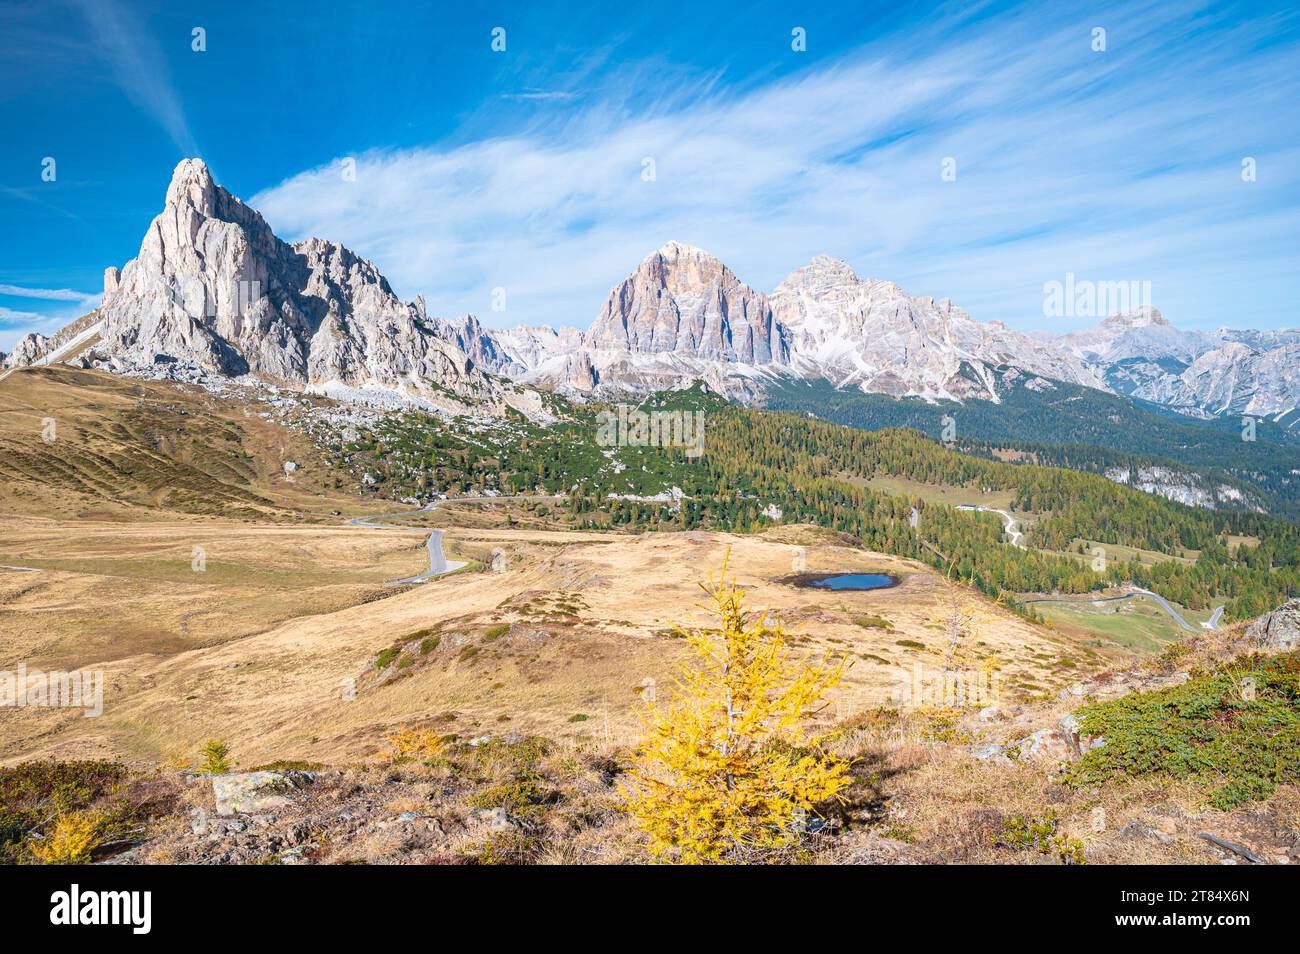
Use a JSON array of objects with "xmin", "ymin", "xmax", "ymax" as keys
[{"xmin": 252, "ymin": 0, "xmax": 1300, "ymax": 334}]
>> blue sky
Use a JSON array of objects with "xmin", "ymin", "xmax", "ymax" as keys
[{"xmin": 2, "ymin": 0, "xmax": 1298, "ymax": 350}]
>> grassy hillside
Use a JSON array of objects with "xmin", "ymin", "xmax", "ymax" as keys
[
  {"xmin": 0, "ymin": 366, "xmax": 340, "ymax": 520},
  {"xmin": 3, "ymin": 367, "xmax": 1296, "ymax": 624}
]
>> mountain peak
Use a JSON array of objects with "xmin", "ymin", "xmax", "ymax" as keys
[
  {"xmin": 807, "ymin": 254, "xmax": 858, "ymax": 275},
  {"xmin": 785, "ymin": 255, "xmax": 861, "ymax": 286},
  {"xmin": 165, "ymin": 157, "xmax": 218, "ymax": 213},
  {"xmin": 84, "ymin": 157, "xmax": 504, "ymax": 409},
  {"xmin": 1104, "ymin": 306, "xmax": 1168, "ymax": 329},
  {"xmin": 652, "ymin": 240, "xmax": 715, "ymax": 262},
  {"xmin": 586, "ymin": 242, "xmax": 782, "ymax": 365},
  {"xmin": 170, "ymin": 156, "xmax": 212, "ymax": 183}
]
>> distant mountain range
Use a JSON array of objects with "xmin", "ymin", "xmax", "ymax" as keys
[{"xmin": 4, "ymin": 157, "xmax": 1298, "ymax": 434}]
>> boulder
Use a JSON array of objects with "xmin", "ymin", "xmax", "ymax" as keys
[
  {"xmin": 1246, "ymin": 599, "xmax": 1300, "ymax": 650},
  {"xmin": 466, "ymin": 807, "xmax": 517, "ymax": 834},
  {"xmin": 211, "ymin": 770, "xmax": 314, "ymax": 816},
  {"xmin": 1006, "ymin": 715, "xmax": 1105, "ymax": 764},
  {"xmin": 1014, "ymin": 728, "xmax": 1075, "ymax": 763}
]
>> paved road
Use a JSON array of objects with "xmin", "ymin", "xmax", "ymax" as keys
[
  {"xmin": 349, "ymin": 494, "xmax": 564, "ymax": 584},
  {"xmin": 1024, "ymin": 589, "xmax": 1224, "ymax": 632},
  {"xmin": 955, "ymin": 504, "xmax": 1025, "ymax": 548},
  {"xmin": 946, "ymin": 504, "xmax": 1227, "ymax": 631},
  {"xmin": 347, "ymin": 501, "xmax": 465, "ymax": 583},
  {"xmin": 1130, "ymin": 587, "xmax": 1201, "ymax": 631}
]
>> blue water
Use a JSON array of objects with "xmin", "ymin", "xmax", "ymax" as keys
[{"xmin": 806, "ymin": 573, "xmax": 896, "ymax": 591}]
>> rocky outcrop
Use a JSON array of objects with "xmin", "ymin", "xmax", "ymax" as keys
[
  {"xmin": 211, "ymin": 770, "xmax": 315, "ymax": 816},
  {"xmin": 90, "ymin": 159, "xmax": 502, "ymax": 410},
  {"xmin": 1, "ymin": 333, "xmax": 50, "ymax": 368},
  {"xmin": 1103, "ymin": 464, "xmax": 1264, "ymax": 512},
  {"xmin": 1168, "ymin": 341, "xmax": 1300, "ymax": 420},
  {"xmin": 585, "ymin": 241, "xmax": 787, "ymax": 366},
  {"xmin": 1246, "ymin": 599, "xmax": 1300, "ymax": 650}
]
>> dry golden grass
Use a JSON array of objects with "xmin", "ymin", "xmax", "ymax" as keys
[
  {"xmin": 1, "ymin": 513, "xmax": 1125, "ymax": 774},
  {"xmin": 0, "ymin": 517, "xmax": 433, "ymax": 667},
  {"xmin": 0, "ymin": 365, "xmax": 341, "ymax": 520}
]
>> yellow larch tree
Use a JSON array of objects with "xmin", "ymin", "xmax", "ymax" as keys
[{"xmin": 622, "ymin": 557, "xmax": 852, "ymax": 863}]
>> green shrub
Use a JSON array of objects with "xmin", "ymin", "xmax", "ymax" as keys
[
  {"xmin": 200, "ymin": 739, "xmax": 231, "ymax": 774},
  {"xmin": 997, "ymin": 809, "xmax": 1085, "ymax": 864},
  {"xmin": 248, "ymin": 760, "xmax": 323, "ymax": 772},
  {"xmin": 567, "ymin": 713, "xmax": 589, "ymax": 723},
  {"xmin": 1065, "ymin": 651, "xmax": 1300, "ymax": 809},
  {"xmin": 467, "ymin": 778, "xmax": 556, "ymax": 814},
  {"xmin": 485, "ymin": 624, "xmax": 511, "ymax": 640},
  {"xmin": 419, "ymin": 635, "xmax": 441, "ymax": 654},
  {"xmin": 895, "ymin": 639, "xmax": 926, "ymax": 650},
  {"xmin": 375, "ymin": 647, "xmax": 401, "ymax": 669},
  {"xmin": 855, "ymin": 615, "xmax": 892, "ymax": 630}
]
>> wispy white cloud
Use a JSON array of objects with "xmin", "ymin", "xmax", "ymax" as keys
[
  {"xmin": 0, "ymin": 306, "xmax": 43, "ymax": 328},
  {"xmin": 0, "ymin": 285, "xmax": 99, "ymax": 347},
  {"xmin": 500, "ymin": 90, "xmax": 577, "ymax": 102},
  {"xmin": 251, "ymin": 0, "xmax": 1300, "ymax": 333},
  {"xmin": 71, "ymin": 0, "xmax": 196, "ymax": 155},
  {"xmin": 0, "ymin": 283, "xmax": 99, "ymax": 303}
]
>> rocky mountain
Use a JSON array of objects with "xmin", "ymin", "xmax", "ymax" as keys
[
  {"xmin": 770, "ymin": 256, "xmax": 1103, "ymax": 402},
  {"xmin": 2, "ymin": 311, "xmax": 102, "ymax": 371},
  {"xmin": 22, "ymin": 159, "xmax": 522, "ymax": 414},
  {"xmin": 585, "ymin": 240, "xmax": 786, "ymax": 365},
  {"xmin": 487, "ymin": 247, "xmax": 1105, "ymax": 404},
  {"xmin": 1, "ymin": 334, "xmax": 48, "ymax": 369},
  {"xmin": 1167, "ymin": 340, "xmax": 1300, "ymax": 421},
  {"xmin": 509, "ymin": 241, "xmax": 789, "ymax": 400},
  {"xmin": 433, "ymin": 314, "xmax": 583, "ymax": 381},
  {"xmin": 1049, "ymin": 308, "xmax": 1300, "ymax": 425},
  {"xmin": 10, "ymin": 157, "xmax": 1298, "ymax": 430}
]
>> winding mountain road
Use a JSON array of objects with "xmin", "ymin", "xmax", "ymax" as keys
[
  {"xmin": 347, "ymin": 502, "xmax": 464, "ymax": 584},
  {"xmin": 945, "ymin": 506, "xmax": 1225, "ymax": 631},
  {"xmin": 349, "ymin": 494, "xmax": 564, "ymax": 584},
  {"xmin": 955, "ymin": 504, "xmax": 1025, "ymax": 548},
  {"xmin": 1024, "ymin": 588, "xmax": 1223, "ymax": 632}
]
